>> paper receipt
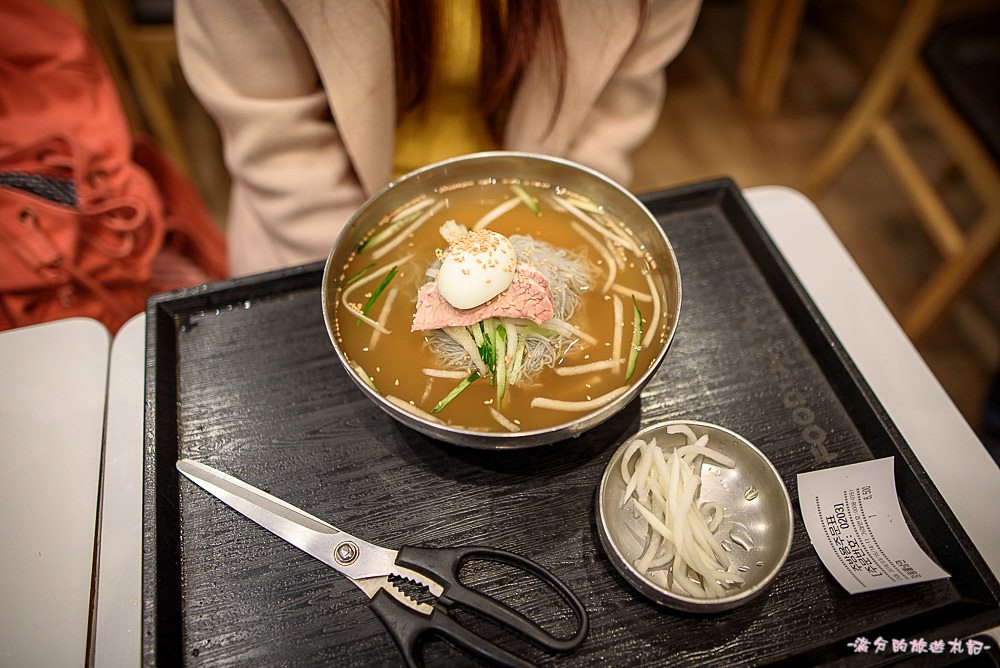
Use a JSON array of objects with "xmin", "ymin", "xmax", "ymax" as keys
[{"xmin": 797, "ymin": 457, "xmax": 949, "ymax": 594}]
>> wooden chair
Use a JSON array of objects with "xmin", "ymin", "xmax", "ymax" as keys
[
  {"xmin": 739, "ymin": 0, "xmax": 808, "ymax": 115},
  {"xmin": 805, "ymin": 0, "xmax": 1000, "ymax": 341},
  {"xmin": 80, "ymin": 0, "xmax": 195, "ymax": 180}
]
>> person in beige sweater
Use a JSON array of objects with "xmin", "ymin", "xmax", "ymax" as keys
[{"xmin": 177, "ymin": 0, "xmax": 701, "ymax": 276}]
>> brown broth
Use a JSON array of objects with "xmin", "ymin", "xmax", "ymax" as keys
[{"xmin": 332, "ymin": 182, "xmax": 672, "ymax": 433}]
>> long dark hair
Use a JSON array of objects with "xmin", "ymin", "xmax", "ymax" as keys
[{"xmin": 390, "ymin": 1, "xmax": 648, "ymax": 140}]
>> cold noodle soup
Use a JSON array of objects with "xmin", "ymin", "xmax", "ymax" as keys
[{"xmin": 330, "ymin": 178, "xmax": 674, "ymax": 434}]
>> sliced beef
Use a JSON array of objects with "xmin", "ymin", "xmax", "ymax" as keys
[{"xmin": 411, "ymin": 266, "xmax": 554, "ymax": 331}]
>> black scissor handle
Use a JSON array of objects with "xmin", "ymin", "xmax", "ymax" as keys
[
  {"xmin": 395, "ymin": 545, "xmax": 589, "ymax": 653},
  {"xmin": 369, "ymin": 588, "xmax": 534, "ymax": 668}
]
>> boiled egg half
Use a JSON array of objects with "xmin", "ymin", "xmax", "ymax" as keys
[{"xmin": 437, "ymin": 230, "xmax": 517, "ymax": 309}]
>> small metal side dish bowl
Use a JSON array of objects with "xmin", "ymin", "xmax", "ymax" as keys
[
  {"xmin": 596, "ymin": 420, "xmax": 793, "ymax": 612},
  {"xmin": 321, "ymin": 152, "xmax": 682, "ymax": 448}
]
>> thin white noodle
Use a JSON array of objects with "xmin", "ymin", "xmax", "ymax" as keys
[
  {"xmin": 546, "ymin": 318, "xmax": 597, "ymax": 346},
  {"xmin": 344, "ymin": 304, "xmax": 390, "ymax": 334},
  {"xmin": 473, "ymin": 197, "xmax": 521, "ymax": 230},
  {"xmin": 642, "ymin": 270, "xmax": 660, "ymax": 348},
  {"xmin": 552, "ymin": 194, "xmax": 641, "ymax": 254},
  {"xmin": 421, "ymin": 368, "xmax": 469, "ymax": 379},
  {"xmin": 611, "ymin": 295, "xmax": 623, "ymax": 375},
  {"xmin": 489, "ymin": 407, "xmax": 520, "ymax": 432},
  {"xmin": 420, "ymin": 378, "xmax": 433, "ymax": 403},
  {"xmin": 369, "ymin": 286, "xmax": 398, "ymax": 348},
  {"xmin": 606, "ymin": 237, "xmax": 626, "ymax": 270},
  {"xmin": 531, "ymin": 386, "xmax": 628, "ymax": 412},
  {"xmin": 554, "ymin": 359, "xmax": 618, "ymax": 376},
  {"xmin": 570, "ymin": 221, "xmax": 616, "ymax": 293},
  {"xmin": 385, "ymin": 395, "xmax": 443, "ymax": 424},
  {"xmin": 373, "ymin": 200, "xmax": 446, "ymax": 260}
]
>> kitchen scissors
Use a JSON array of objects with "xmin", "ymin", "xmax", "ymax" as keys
[{"xmin": 176, "ymin": 459, "xmax": 589, "ymax": 667}]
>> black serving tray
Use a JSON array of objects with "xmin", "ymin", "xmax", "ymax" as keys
[{"xmin": 142, "ymin": 179, "xmax": 1000, "ymax": 666}]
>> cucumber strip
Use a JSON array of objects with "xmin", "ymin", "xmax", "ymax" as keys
[
  {"xmin": 470, "ymin": 321, "xmax": 484, "ymax": 347},
  {"xmin": 495, "ymin": 322, "xmax": 508, "ymax": 405},
  {"xmin": 432, "ymin": 371, "xmax": 480, "ymax": 413},
  {"xmin": 563, "ymin": 196, "xmax": 604, "ymax": 214},
  {"xmin": 343, "ymin": 263, "xmax": 375, "ymax": 287},
  {"xmin": 361, "ymin": 266, "xmax": 398, "ymax": 317},
  {"xmin": 509, "ymin": 336, "xmax": 527, "ymax": 386},
  {"xmin": 481, "ymin": 318, "xmax": 497, "ymax": 378},
  {"xmin": 357, "ymin": 210, "xmax": 420, "ymax": 253},
  {"xmin": 625, "ymin": 295, "xmax": 643, "ymax": 382},
  {"xmin": 510, "ymin": 184, "xmax": 541, "ymax": 215}
]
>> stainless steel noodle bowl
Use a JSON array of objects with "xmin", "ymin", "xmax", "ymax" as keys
[{"xmin": 321, "ymin": 152, "xmax": 682, "ymax": 448}]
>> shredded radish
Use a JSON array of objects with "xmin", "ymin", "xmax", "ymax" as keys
[
  {"xmin": 611, "ymin": 283, "xmax": 652, "ymax": 302},
  {"xmin": 552, "ymin": 195, "xmax": 641, "ymax": 254},
  {"xmin": 641, "ymin": 270, "xmax": 661, "ymax": 348},
  {"xmin": 489, "ymin": 407, "xmax": 520, "ymax": 432},
  {"xmin": 341, "ymin": 254, "xmax": 413, "ymax": 334},
  {"xmin": 504, "ymin": 322, "xmax": 519, "ymax": 382},
  {"xmin": 531, "ymin": 386, "xmax": 628, "ymax": 412},
  {"xmin": 554, "ymin": 359, "xmax": 618, "ymax": 376},
  {"xmin": 344, "ymin": 304, "xmax": 390, "ymax": 334},
  {"xmin": 373, "ymin": 200, "xmax": 445, "ymax": 260},
  {"xmin": 606, "ymin": 237, "xmax": 626, "ymax": 270},
  {"xmin": 421, "ymin": 368, "xmax": 470, "ymax": 379},
  {"xmin": 570, "ymin": 221, "xmax": 616, "ymax": 293},
  {"xmin": 619, "ymin": 427, "xmax": 745, "ymax": 599},
  {"xmin": 443, "ymin": 326, "xmax": 487, "ymax": 377},
  {"xmin": 392, "ymin": 197, "xmax": 435, "ymax": 221},
  {"xmin": 385, "ymin": 395, "xmax": 443, "ymax": 423},
  {"xmin": 369, "ymin": 286, "xmax": 398, "ymax": 348},
  {"xmin": 473, "ymin": 197, "xmax": 521, "ymax": 230},
  {"xmin": 546, "ymin": 318, "xmax": 597, "ymax": 346},
  {"xmin": 611, "ymin": 295, "xmax": 624, "ymax": 375}
]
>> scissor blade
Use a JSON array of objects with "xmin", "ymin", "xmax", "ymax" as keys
[{"xmin": 176, "ymin": 459, "xmax": 397, "ymax": 581}]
